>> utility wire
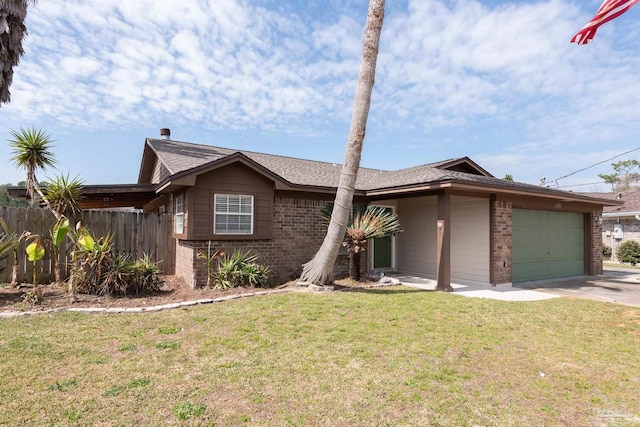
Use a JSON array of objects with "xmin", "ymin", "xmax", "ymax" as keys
[
  {"xmin": 557, "ymin": 180, "xmax": 607, "ymax": 189},
  {"xmin": 549, "ymin": 145, "xmax": 640, "ymax": 187}
]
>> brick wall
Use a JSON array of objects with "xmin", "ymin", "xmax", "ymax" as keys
[
  {"xmin": 490, "ymin": 200, "xmax": 512, "ymax": 284},
  {"xmin": 590, "ymin": 211, "xmax": 603, "ymax": 275},
  {"xmin": 602, "ymin": 217, "xmax": 640, "ymax": 263},
  {"xmin": 176, "ymin": 196, "xmax": 353, "ymax": 288}
]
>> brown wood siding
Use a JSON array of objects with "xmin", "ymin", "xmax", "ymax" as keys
[
  {"xmin": 188, "ymin": 163, "xmax": 273, "ymax": 240},
  {"xmin": 151, "ymin": 159, "xmax": 170, "ymax": 184}
]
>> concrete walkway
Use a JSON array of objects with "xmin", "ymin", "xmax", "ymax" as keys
[{"xmin": 392, "ymin": 274, "xmax": 558, "ymax": 302}]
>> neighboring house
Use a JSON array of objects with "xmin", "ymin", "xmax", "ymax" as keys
[
  {"xmin": 581, "ymin": 191, "xmax": 640, "ymax": 262},
  {"xmin": 8, "ymin": 129, "xmax": 619, "ymax": 288}
]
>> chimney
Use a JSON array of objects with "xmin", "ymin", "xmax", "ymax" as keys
[{"xmin": 160, "ymin": 128, "xmax": 171, "ymax": 140}]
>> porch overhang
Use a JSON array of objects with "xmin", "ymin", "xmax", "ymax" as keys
[{"xmin": 7, "ymin": 184, "xmax": 160, "ymax": 210}]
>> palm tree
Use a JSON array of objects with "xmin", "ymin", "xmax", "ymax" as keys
[
  {"xmin": 0, "ymin": 0, "xmax": 36, "ymax": 104},
  {"xmin": 300, "ymin": 0, "xmax": 385, "ymax": 285},
  {"xmin": 8, "ymin": 127, "xmax": 57, "ymax": 207},
  {"xmin": 335, "ymin": 206, "xmax": 402, "ymax": 281}
]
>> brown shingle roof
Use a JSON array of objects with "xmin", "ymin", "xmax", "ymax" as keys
[
  {"xmin": 580, "ymin": 191, "xmax": 640, "ymax": 214},
  {"xmin": 148, "ymin": 138, "xmax": 385, "ymax": 189},
  {"xmin": 146, "ymin": 138, "xmax": 617, "ymax": 204}
]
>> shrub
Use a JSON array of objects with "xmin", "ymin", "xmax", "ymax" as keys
[
  {"xmin": 617, "ymin": 240, "xmax": 640, "ymax": 265},
  {"xmin": 214, "ymin": 250, "xmax": 270, "ymax": 289},
  {"xmin": 73, "ymin": 237, "xmax": 163, "ymax": 296},
  {"xmin": 130, "ymin": 254, "xmax": 163, "ymax": 294},
  {"xmin": 602, "ymin": 245, "xmax": 612, "ymax": 259}
]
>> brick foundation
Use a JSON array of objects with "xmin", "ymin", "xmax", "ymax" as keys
[{"xmin": 176, "ymin": 197, "xmax": 354, "ymax": 288}]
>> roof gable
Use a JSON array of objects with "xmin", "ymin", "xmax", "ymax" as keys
[{"xmin": 427, "ymin": 157, "xmax": 493, "ymax": 177}]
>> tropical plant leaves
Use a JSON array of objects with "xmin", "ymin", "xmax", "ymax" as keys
[
  {"xmin": 52, "ymin": 217, "xmax": 70, "ymax": 246},
  {"xmin": 77, "ymin": 232, "xmax": 95, "ymax": 251},
  {"xmin": 26, "ymin": 239, "xmax": 45, "ymax": 262}
]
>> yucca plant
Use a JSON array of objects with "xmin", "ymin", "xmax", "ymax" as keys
[
  {"xmin": 214, "ymin": 250, "xmax": 269, "ymax": 289},
  {"xmin": 73, "ymin": 230, "xmax": 112, "ymax": 295},
  {"xmin": 8, "ymin": 127, "xmax": 57, "ymax": 207},
  {"xmin": 0, "ymin": 217, "xmax": 22, "ymax": 287},
  {"xmin": 42, "ymin": 173, "xmax": 84, "ymax": 219},
  {"xmin": 99, "ymin": 253, "xmax": 132, "ymax": 296},
  {"xmin": 323, "ymin": 205, "xmax": 402, "ymax": 281},
  {"xmin": 131, "ymin": 254, "xmax": 163, "ymax": 294}
]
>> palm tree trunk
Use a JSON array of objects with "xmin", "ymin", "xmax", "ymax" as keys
[
  {"xmin": 300, "ymin": 0, "xmax": 385, "ymax": 285},
  {"xmin": 350, "ymin": 251, "xmax": 362, "ymax": 282},
  {"xmin": 10, "ymin": 247, "xmax": 20, "ymax": 287},
  {"xmin": 0, "ymin": 0, "xmax": 34, "ymax": 104}
]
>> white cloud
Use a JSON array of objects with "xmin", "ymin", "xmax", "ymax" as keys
[{"xmin": 1, "ymin": 0, "xmax": 640, "ymax": 187}]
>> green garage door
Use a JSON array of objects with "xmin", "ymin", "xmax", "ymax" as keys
[{"xmin": 512, "ymin": 209, "xmax": 584, "ymax": 283}]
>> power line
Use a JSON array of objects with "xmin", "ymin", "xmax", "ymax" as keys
[
  {"xmin": 557, "ymin": 180, "xmax": 606, "ymax": 189},
  {"xmin": 549, "ymin": 145, "xmax": 640, "ymax": 187}
]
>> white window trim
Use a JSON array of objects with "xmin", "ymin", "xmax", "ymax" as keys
[
  {"xmin": 213, "ymin": 194, "xmax": 254, "ymax": 235},
  {"xmin": 174, "ymin": 193, "xmax": 184, "ymax": 234}
]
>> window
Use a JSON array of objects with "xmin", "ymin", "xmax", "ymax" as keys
[
  {"xmin": 214, "ymin": 194, "xmax": 253, "ymax": 235},
  {"xmin": 174, "ymin": 193, "xmax": 184, "ymax": 234}
]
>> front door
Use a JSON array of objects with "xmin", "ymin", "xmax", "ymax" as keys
[{"xmin": 372, "ymin": 206, "xmax": 395, "ymax": 270}]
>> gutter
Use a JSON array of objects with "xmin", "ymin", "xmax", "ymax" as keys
[{"xmin": 602, "ymin": 211, "xmax": 640, "ymax": 218}]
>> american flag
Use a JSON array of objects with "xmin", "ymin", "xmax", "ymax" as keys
[{"xmin": 571, "ymin": 0, "xmax": 639, "ymax": 44}]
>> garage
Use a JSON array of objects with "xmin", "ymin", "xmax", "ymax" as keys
[
  {"xmin": 395, "ymin": 196, "xmax": 490, "ymax": 285},
  {"xmin": 512, "ymin": 209, "xmax": 584, "ymax": 283},
  {"xmin": 451, "ymin": 196, "xmax": 490, "ymax": 284}
]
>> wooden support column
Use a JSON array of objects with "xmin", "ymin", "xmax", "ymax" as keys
[{"xmin": 436, "ymin": 191, "xmax": 453, "ymax": 291}]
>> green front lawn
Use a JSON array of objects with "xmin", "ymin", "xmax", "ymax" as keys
[{"xmin": 1, "ymin": 288, "xmax": 639, "ymax": 425}]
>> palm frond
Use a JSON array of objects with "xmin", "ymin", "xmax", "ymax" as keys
[
  {"xmin": 349, "ymin": 206, "xmax": 402, "ymax": 240},
  {"xmin": 9, "ymin": 127, "xmax": 57, "ymax": 170},
  {"xmin": 42, "ymin": 173, "xmax": 84, "ymax": 217},
  {"xmin": 0, "ymin": 218, "xmax": 20, "ymax": 258}
]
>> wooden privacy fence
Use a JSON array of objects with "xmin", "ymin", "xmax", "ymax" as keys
[{"xmin": 0, "ymin": 207, "xmax": 175, "ymax": 284}]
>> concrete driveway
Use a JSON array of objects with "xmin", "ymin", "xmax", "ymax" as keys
[
  {"xmin": 519, "ymin": 267, "xmax": 640, "ymax": 307},
  {"xmin": 394, "ymin": 267, "xmax": 640, "ymax": 306}
]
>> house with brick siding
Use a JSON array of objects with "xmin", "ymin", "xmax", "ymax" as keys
[
  {"xmin": 580, "ymin": 191, "xmax": 640, "ymax": 262},
  {"xmin": 10, "ymin": 129, "xmax": 613, "ymax": 288},
  {"xmin": 117, "ymin": 129, "xmax": 613, "ymax": 289}
]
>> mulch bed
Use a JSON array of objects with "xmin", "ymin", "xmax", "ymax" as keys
[
  {"xmin": 0, "ymin": 276, "xmax": 386, "ymax": 313},
  {"xmin": 0, "ymin": 276, "xmax": 289, "ymax": 313}
]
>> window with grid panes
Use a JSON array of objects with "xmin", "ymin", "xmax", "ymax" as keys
[
  {"xmin": 174, "ymin": 193, "xmax": 184, "ymax": 234},
  {"xmin": 213, "ymin": 194, "xmax": 253, "ymax": 234}
]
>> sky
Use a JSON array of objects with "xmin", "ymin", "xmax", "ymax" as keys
[{"xmin": 1, "ymin": 0, "xmax": 640, "ymax": 192}]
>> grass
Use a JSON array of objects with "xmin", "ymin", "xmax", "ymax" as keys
[
  {"xmin": 1, "ymin": 287, "xmax": 639, "ymax": 425},
  {"xmin": 604, "ymin": 261, "xmax": 640, "ymax": 269}
]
